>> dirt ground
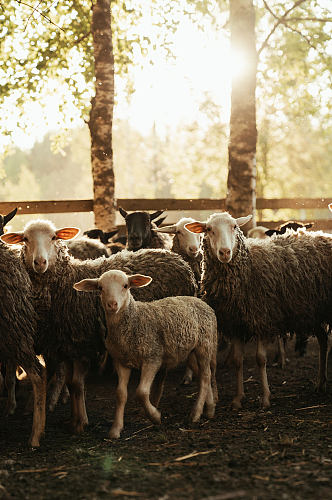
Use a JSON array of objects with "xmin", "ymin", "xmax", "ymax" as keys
[{"xmin": 0, "ymin": 338, "xmax": 331, "ymax": 500}]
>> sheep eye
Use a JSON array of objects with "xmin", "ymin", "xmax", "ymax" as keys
[
  {"xmin": 23, "ymin": 237, "xmax": 28, "ymax": 242},
  {"xmin": 124, "ymin": 284, "xmax": 128, "ymax": 289},
  {"xmin": 206, "ymin": 227, "xmax": 211, "ymax": 232},
  {"xmin": 233, "ymin": 225, "xmax": 237, "ymax": 230},
  {"xmin": 52, "ymin": 236, "xmax": 57, "ymax": 241}
]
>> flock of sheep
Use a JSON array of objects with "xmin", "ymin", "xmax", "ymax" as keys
[{"xmin": 0, "ymin": 205, "xmax": 331, "ymax": 446}]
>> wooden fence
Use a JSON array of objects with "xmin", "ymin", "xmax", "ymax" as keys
[{"xmin": 0, "ymin": 198, "xmax": 331, "ymax": 230}]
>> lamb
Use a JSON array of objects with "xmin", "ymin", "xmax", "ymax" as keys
[
  {"xmin": 119, "ymin": 208, "xmax": 172, "ymax": 251},
  {"xmin": 74, "ymin": 270, "xmax": 218, "ymax": 439},
  {"xmin": 155, "ymin": 217, "xmax": 202, "ymax": 284},
  {"xmin": 1, "ymin": 220, "xmax": 197, "ymax": 434},
  {"xmin": 67, "ymin": 236, "xmax": 109, "ymax": 260},
  {"xmin": 0, "ymin": 242, "xmax": 46, "ymax": 447},
  {"xmin": 185, "ymin": 212, "xmax": 332, "ymax": 409}
]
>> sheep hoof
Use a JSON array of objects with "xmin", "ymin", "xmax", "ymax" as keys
[
  {"xmin": 231, "ymin": 399, "xmax": 242, "ymax": 410},
  {"xmin": 148, "ymin": 408, "xmax": 161, "ymax": 425},
  {"xmin": 181, "ymin": 375, "xmax": 192, "ymax": 385},
  {"xmin": 262, "ymin": 399, "xmax": 271, "ymax": 409},
  {"xmin": 109, "ymin": 428, "xmax": 121, "ymax": 439},
  {"xmin": 5, "ymin": 403, "xmax": 17, "ymax": 416},
  {"xmin": 204, "ymin": 404, "xmax": 216, "ymax": 419}
]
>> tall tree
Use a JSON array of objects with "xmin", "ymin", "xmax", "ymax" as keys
[
  {"xmin": 226, "ymin": 0, "xmax": 257, "ymax": 227},
  {"xmin": 89, "ymin": 0, "xmax": 116, "ymax": 229}
]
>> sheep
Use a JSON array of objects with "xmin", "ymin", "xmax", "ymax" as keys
[
  {"xmin": 185, "ymin": 212, "xmax": 332, "ymax": 409},
  {"xmin": 1, "ymin": 219, "xmax": 197, "ymax": 434},
  {"xmin": 83, "ymin": 228, "xmax": 120, "ymax": 245},
  {"xmin": 155, "ymin": 217, "xmax": 202, "ymax": 284},
  {"xmin": 74, "ymin": 270, "xmax": 218, "ymax": 439},
  {"xmin": 265, "ymin": 221, "xmax": 313, "ymax": 237},
  {"xmin": 0, "ymin": 242, "xmax": 46, "ymax": 447},
  {"xmin": 119, "ymin": 208, "xmax": 173, "ymax": 251},
  {"xmin": 247, "ymin": 226, "xmax": 269, "ymax": 239},
  {"xmin": 66, "ymin": 236, "xmax": 109, "ymax": 260}
]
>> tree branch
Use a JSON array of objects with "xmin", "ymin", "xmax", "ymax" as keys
[
  {"xmin": 24, "ymin": 0, "xmax": 43, "ymax": 32},
  {"xmin": 15, "ymin": 0, "xmax": 65, "ymax": 32},
  {"xmin": 288, "ymin": 17, "xmax": 332, "ymax": 23},
  {"xmin": 258, "ymin": 0, "xmax": 308, "ymax": 56}
]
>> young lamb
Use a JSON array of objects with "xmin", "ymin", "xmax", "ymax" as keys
[
  {"xmin": 186, "ymin": 212, "xmax": 332, "ymax": 409},
  {"xmin": 247, "ymin": 226, "xmax": 269, "ymax": 239},
  {"xmin": 155, "ymin": 217, "xmax": 202, "ymax": 284},
  {"xmin": 119, "ymin": 208, "xmax": 172, "ymax": 251},
  {"xmin": 74, "ymin": 270, "xmax": 218, "ymax": 439},
  {"xmin": 0, "ymin": 242, "xmax": 46, "ymax": 447},
  {"xmin": 1, "ymin": 220, "xmax": 197, "ymax": 434}
]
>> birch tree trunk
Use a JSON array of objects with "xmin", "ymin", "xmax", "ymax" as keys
[
  {"xmin": 226, "ymin": 0, "xmax": 257, "ymax": 229},
  {"xmin": 88, "ymin": 0, "xmax": 116, "ymax": 230}
]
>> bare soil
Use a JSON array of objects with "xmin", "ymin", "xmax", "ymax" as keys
[{"xmin": 0, "ymin": 338, "xmax": 331, "ymax": 500}]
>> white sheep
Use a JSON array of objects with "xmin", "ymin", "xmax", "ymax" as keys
[
  {"xmin": 186, "ymin": 212, "xmax": 332, "ymax": 409},
  {"xmin": 74, "ymin": 270, "xmax": 218, "ymax": 439}
]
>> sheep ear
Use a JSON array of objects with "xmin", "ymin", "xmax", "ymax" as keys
[
  {"xmin": 73, "ymin": 279, "xmax": 99, "ymax": 292},
  {"xmin": 105, "ymin": 229, "xmax": 119, "ymax": 239},
  {"xmin": 0, "ymin": 232, "xmax": 24, "ymax": 245},
  {"xmin": 3, "ymin": 208, "xmax": 17, "ymax": 226},
  {"xmin": 150, "ymin": 210, "xmax": 164, "ymax": 221},
  {"xmin": 128, "ymin": 274, "xmax": 152, "ymax": 288},
  {"xmin": 155, "ymin": 224, "xmax": 177, "ymax": 234},
  {"xmin": 55, "ymin": 227, "xmax": 80, "ymax": 240},
  {"xmin": 236, "ymin": 215, "xmax": 252, "ymax": 227},
  {"xmin": 329, "ymin": 203, "xmax": 332, "ymax": 213},
  {"xmin": 184, "ymin": 222, "xmax": 207, "ymax": 234},
  {"xmin": 154, "ymin": 216, "xmax": 166, "ymax": 227},
  {"xmin": 304, "ymin": 223, "xmax": 313, "ymax": 229},
  {"xmin": 119, "ymin": 207, "xmax": 128, "ymax": 219}
]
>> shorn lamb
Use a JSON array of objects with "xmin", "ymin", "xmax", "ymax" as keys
[
  {"xmin": 0, "ymin": 241, "xmax": 46, "ymax": 447},
  {"xmin": 2, "ymin": 220, "xmax": 196, "ymax": 434},
  {"xmin": 186, "ymin": 212, "xmax": 332, "ymax": 409},
  {"xmin": 74, "ymin": 270, "xmax": 218, "ymax": 439}
]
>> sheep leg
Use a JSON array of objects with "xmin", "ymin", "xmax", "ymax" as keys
[
  {"xmin": 256, "ymin": 338, "xmax": 271, "ymax": 408},
  {"xmin": 48, "ymin": 362, "xmax": 66, "ymax": 412},
  {"xmin": 0, "ymin": 363, "xmax": 4, "ymax": 395},
  {"xmin": 190, "ymin": 352, "xmax": 213, "ymax": 422},
  {"xmin": 28, "ymin": 365, "xmax": 46, "ymax": 448},
  {"xmin": 181, "ymin": 366, "xmax": 193, "ymax": 385},
  {"xmin": 5, "ymin": 361, "xmax": 17, "ymax": 415},
  {"xmin": 276, "ymin": 335, "xmax": 286, "ymax": 369},
  {"xmin": 136, "ymin": 362, "xmax": 162, "ymax": 424},
  {"xmin": 73, "ymin": 359, "xmax": 89, "ymax": 433},
  {"xmin": 150, "ymin": 367, "xmax": 167, "ymax": 408},
  {"xmin": 315, "ymin": 326, "xmax": 328, "ymax": 393},
  {"xmin": 231, "ymin": 339, "xmax": 245, "ymax": 410},
  {"xmin": 210, "ymin": 353, "xmax": 219, "ymax": 404},
  {"xmin": 66, "ymin": 359, "xmax": 89, "ymax": 433},
  {"xmin": 109, "ymin": 362, "xmax": 131, "ymax": 439}
]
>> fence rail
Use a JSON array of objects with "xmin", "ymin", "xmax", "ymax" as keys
[{"xmin": 0, "ymin": 198, "xmax": 331, "ymax": 230}]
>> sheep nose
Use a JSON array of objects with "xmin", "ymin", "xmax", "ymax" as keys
[
  {"xmin": 34, "ymin": 258, "xmax": 47, "ymax": 267},
  {"xmin": 189, "ymin": 246, "xmax": 198, "ymax": 254},
  {"xmin": 107, "ymin": 301, "xmax": 118, "ymax": 311},
  {"xmin": 219, "ymin": 248, "xmax": 231, "ymax": 259}
]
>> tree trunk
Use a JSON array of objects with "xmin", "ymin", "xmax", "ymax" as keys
[
  {"xmin": 226, "ymin": 0, "xmax": 257, "ymax": 229},
  {"xmin": 88, "ymin": 0, "xmax": 116, "ymax": 230}
]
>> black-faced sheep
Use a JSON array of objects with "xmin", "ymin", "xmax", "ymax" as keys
[
  {"xmin": 119, "ymin": 208, "xmax": 172, "ymax": 251},
  {"xmin": 186, "ymin": 212, "xmax": 332, "ymax": 409},
  {"xmin": 2, "ymin": 220, "xmax": 196, "ymax": 434},
  {"xmin": 74, "ymin": 270, "xmax": 217, "ymax": 439}
]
